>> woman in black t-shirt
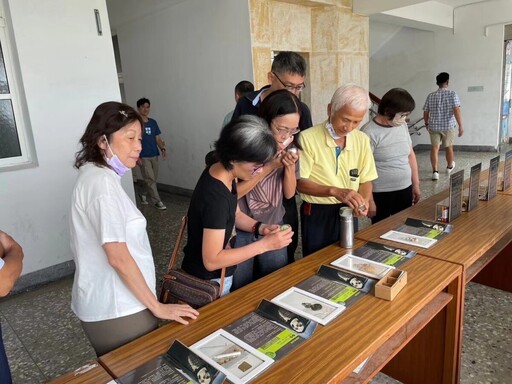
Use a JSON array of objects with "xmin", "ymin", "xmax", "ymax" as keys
[{"xmin": 182, "ymin": 116, "xmax": 293, "ymax": 295}]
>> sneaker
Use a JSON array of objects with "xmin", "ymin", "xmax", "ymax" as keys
[
  {"xmin": 447, "ymin": 161, "xmax": 455, "ymax": 174},
  {"xmin": 139, "ymin": 194, "xmax": 148, "ymax": 205},
  {"xmin": 155, "ymin": 201, "xmax": 167, "ymax": 210},
  {"xmin": 432, "ymin": 171, "xmax": 439, "ymax": 181}
]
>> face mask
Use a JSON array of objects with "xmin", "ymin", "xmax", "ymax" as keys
[
  {"xmin": 326, "ymin": 121, "xmax": 341, "ymax": 140},
  {"xmin": 281, "ymin": 136, "xmax": 294, "ymax": 149},
  {"xmin": 390, "ymin": 113, "xmax": 408, "ymax": 127},
  {"xmin": 103, "ymin": 135, "xmax": 129, "ymax": 176}
]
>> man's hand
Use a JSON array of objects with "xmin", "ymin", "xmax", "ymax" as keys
[{"xmin": 331, "ymin": 188, "xmax": 368, "ymax": 216}]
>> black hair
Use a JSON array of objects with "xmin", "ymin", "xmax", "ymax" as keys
[
  {"xmin": 136, "ymin": 97, "xmax": 150, "ymax": 108},
  {"xmin": 377, "ymin": 88, "xmax": 416, "ymax": 119},
  {"xmin": 436, "ymin": 72, "xmax": 449, "ymax": 86},
  {"xmin": 74, "ymin": 102, "xmax": 143, "ymax": 169},
  {"xmin": 258, "ymin": 89, "xmax": 302, "ymax": 149},
  {"xmin": 234, "ymin": 81, "xmax": 254, "ymax": 97},
  {"xmin": 214, "ymin": 115, "xmax": 277, "ymax": 170},
  {"xmin": 271, "ymin": 51, "xmax": 307, "ymax": 77}
]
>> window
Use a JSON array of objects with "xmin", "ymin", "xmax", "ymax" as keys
[{"xmin": 0, "ymin": 10, "xmax": 36, "ymax": 170}]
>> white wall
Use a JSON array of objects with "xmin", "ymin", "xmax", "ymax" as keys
[
  {"xmin": 0, "ymin": 0, "xmax": 125, "ymax": 276},
  {"xmin": 370, "ymin": 24, "xmax": 435, "ymax": 135},
  {"xmin": 370, "ymin": 0, "xmax": 512, "ymax": 149},
  {"xmin": 108, "ymin": 0, "xmax": 253, "ymax": 190}
]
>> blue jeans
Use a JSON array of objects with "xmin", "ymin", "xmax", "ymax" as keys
[
  {"xmin": 0, "ymin": 322, "xmax": 12, "ymax": 384},
  {"xmin": 231, "ymin": 230, "xmax": 288, "ymax": 291},
  {"xmin": 210, "ymin": 275, "xmax": 233, "ymax": 297}
]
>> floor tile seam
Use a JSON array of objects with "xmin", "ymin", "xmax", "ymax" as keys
[{"xmin": 2, "ymin": 310, "xmax": 50, "ymax": 381}]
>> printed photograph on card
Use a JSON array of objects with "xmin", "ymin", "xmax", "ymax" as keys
[
  {"xmin": 256, "ymin": 299, "xmax": 317, "ymax": 339},
  {"xmin": 167, "ymin": 341, "xmax": 228, "ymax": 384},
  {"xmin": 380, "ymin": 230, "xmax": 438, "ymax": 249},
  {"xmin": 191, "ymin": 330, "xmax": 273, "ymax": 384},
  {"xmin": 351, "ymin": 241, "xmax": 415, "ymax": 268},
  {"xmin": 316, "ymin": 265, "xmax": 376, "ymax": 293},
  {"xmin": 271, "ymin": 287, "xmax": 345, "ymax": 325},
  {"xmin": 331, "ymin": 254, "xmax": 395, "ymax": 279},
  {"xmin": 295, "ymin": 274, "xmax": 364, "ymax": 308}
]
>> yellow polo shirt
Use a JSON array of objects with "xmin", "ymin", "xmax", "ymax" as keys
[{"xmin": 298, "ymin": 122, "xmax": 378, "ymax": 204}]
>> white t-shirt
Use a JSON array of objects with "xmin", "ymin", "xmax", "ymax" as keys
[
  {"xmin": 0, "ymin": 258, "xmax": 4, "ymax": 270},
  {"xmin": 70, "ymin": 163, "xmax": 156, "ymax": 322}
]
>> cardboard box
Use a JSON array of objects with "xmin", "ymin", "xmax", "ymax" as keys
[{"xmin": 375, "ymin": 269, "xmax": 407, "ymax": 301}]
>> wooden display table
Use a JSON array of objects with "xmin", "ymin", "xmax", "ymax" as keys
[
  {"xmin": 99, "ymin": 242, "xmax": 462, "ymax": 384},
  {"xmin": 355, "ymin": 193, "xmax": 512, "ymax": 287},
  {"xmin": 48, "ymin": 361, "xmax": 113, "ymax": 384}
]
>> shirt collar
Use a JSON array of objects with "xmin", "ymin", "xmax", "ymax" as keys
[
  {"xmin": 322, "ymin": 120, "xmax": 353, "ymax": 150},
  {"xmin": 252, "ymin": 85, "xmax": 271, "ymax": 107}
]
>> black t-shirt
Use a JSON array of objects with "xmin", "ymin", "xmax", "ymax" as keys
[{"xmin": 182, "ymin": 168, "xmax": 237, "ymax": 279}]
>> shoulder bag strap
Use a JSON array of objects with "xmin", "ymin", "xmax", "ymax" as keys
[{"xmin": 167, "ymin": 213, "xmax": 226, "ymax": 298}]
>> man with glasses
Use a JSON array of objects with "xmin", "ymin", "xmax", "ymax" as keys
[
  {"xmin": 231, "ymin": 51, "xmax": 312, "ymax": 264},
  {"xmin": 297, "ymin": 84, "xmax": 377, "ymax": 257},
  {"xmin": 230, "ymin": 51, "xmax": 312, "ymax": 130}
]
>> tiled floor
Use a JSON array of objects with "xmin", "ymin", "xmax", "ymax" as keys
[{"xmin": 1, "ymin": 147, "xmax": 511, "ymax": 383}]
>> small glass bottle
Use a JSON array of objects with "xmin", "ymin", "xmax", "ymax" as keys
[{"xmin": 339, "ymin": 207, "xmax": 354, "ymax": 248}]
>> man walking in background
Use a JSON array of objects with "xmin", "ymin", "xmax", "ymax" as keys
[
  {"xmin": 423, "ymin": 72, "xmax": 464, "ymax": 181},
  {"xmin": 137, "ymin": 97, "xmax": 168, "ymax": 210}
]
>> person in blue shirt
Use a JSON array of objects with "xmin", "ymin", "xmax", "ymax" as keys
[
  {"xmin": 0, "ymin": 230, "xmax": 23, "ymax": 384},
  {"xmin": 136, "ymin": 98, "xmax": 168, "ymax": 210}
]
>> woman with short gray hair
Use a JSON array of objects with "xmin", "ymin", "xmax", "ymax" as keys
[{"xmin": 182, "ymin": 115, "xmax": 293, "ymax": 295}]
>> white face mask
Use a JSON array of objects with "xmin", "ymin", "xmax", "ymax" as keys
[
  {"xmin": 281, "ymin": 135, "xmax": 294, "ymax": 148},
  {"xmin": 326, "ymin": 121, "xmax": 341, "ymax": 140},
  {"xmin": 390, "ymin": 113, "xmax": 408, "ymax": 127}
]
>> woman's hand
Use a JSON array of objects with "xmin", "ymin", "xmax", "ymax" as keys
[
  {"xmin": 281, "ymin": 151, "xmax": 299, "ymax": 168},
  {"xmin": 412, "ymin": 185, "xmax": 421, "ymax": 204},
  {"xmin": 152, "ymin": 302, "xmax": 199, "ymax": 325},
  {"xmin": 259, "ymin": 224, "xmax": 293, "ymax": 251}
]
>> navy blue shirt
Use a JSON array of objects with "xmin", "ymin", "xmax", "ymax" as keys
[
  {"xmin": 140, "ymin": 118, "xmax": 161, "ymax": 158},
  {"xmin": 231, "ymin": 86, "xmax": 313, "ymax": 130}
]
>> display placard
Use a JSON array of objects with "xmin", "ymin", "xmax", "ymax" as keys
[
  {"xmin": 504, "ymin": 150, "xmax": 512, "ymax": 191},
  {"xmin": 467, "ymin": 163, "xmax": 481, "ymax": 211},
  {"xmin": 488, "ymin": 155, "xmax": 500, "ymax": 200},
  {"xmin": 448, "ymin": 169, "xmax": 464, "ymax": 221}
]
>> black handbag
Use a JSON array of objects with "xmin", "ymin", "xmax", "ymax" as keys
[{"xmin": 159, "ymin": 215, "xmax": 225, "ymax": 309}]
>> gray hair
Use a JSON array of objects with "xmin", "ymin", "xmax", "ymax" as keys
[
  {"xmin": 329, "ymin": 84, "xmax": 371, "ymax": 116},
  {"xmin": 215, "ymin": 115, "xmax": 277, "ymax": 170}
]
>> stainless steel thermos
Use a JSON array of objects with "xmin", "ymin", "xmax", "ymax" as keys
[{"xmin": 339, "ymin": 207, "xmax": 354, "ymax": 248}]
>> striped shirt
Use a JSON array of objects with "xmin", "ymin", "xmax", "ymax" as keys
[{"xmin": 423, "ymin": 88, "xmax": 461, "ymax": 132}]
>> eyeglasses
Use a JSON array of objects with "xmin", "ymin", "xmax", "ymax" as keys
[
  {"xmin": 250, "ymin": 163, "xmax": 265, "ymax": 175},
  {"xmin": 272, "ymin": 122, "xmax": 300, "ymax": 137},
  {"xmin": 272, "ymin": 72, "xmax": 306, "ymax": 92}
]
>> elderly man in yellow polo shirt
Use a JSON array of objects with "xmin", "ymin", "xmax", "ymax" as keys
[{"xmin": 297, "ymin": 84, "xmax": 378, "ymax": 256}]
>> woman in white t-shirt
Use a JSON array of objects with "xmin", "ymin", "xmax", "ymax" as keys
[
  {"xmin": 360, "ymin": 88, "xmax": 421, "ymax": 224},
  {"xmin": 70, "ymin": 102, "xmax": 198, "ymax": 356}
]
